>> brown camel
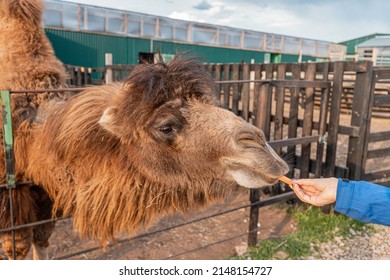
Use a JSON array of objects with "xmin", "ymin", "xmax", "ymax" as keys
[
  {"xmin": 0, "ymin": 0, "xmax": 67, "ymax": 260},
  {"xmin": 0, "ymin": 0, "xmax": 289, "ymax": 260}
]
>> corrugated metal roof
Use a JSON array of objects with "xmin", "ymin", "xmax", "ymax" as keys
[{"xmin": 357, "ymin": 36, "xmax": 390, "ymax": 48}]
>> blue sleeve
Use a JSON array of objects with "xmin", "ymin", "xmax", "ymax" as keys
[{"xmin": 335, "ymin": 178, "xmax": 390, "ymax": 226}]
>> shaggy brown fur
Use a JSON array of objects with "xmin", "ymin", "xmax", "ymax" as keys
[
  {"xmin": 0, "ymin": 1, "xmax": 288, "ymax": 260},
  {"xmin": 0, "ymin": 0, "xmax": 66, "ymax": 260}
]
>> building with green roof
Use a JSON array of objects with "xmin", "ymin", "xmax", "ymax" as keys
[
  {"xmin": 339, "ymin": 33, "xmax": 390, "ymax": 62},
  {"xmin": 42, "ymin": 0, "xmax": 347, "ymax": 68}
]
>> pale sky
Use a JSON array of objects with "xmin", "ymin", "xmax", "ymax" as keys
[{"xmin": 63, "ymin": 0, "xmax": 390, "ymax": 43}]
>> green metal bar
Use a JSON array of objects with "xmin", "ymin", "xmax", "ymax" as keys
[
  {"xmin": 1, "ymin": 90, "xmax": 17, "ymax": 260},
  {"xmin": 1, "ymin": 90, "xmax": 16, "ymax": 189}
]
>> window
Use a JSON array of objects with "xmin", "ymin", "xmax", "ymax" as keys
[
  {"xmin": 107, "ymin": 12, "xmax": 125, "ymax": 34},
  {"xmin": 143, "ymin": 16, "xmax": 156, "ymax": 37},
  {"xmin": 84, "ymin": 7, "xmax": 106, "ymax": 32},
  {"xmin": 128, "ymin": 14, "xmax": 141, "ymax": 36}
]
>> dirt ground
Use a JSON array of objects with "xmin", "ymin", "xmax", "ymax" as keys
[{"xmin": 43, "ymin": 190, "xmax": 296, "ymax": 260}]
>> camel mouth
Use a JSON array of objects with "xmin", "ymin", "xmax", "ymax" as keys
[
  {"xmin": 250, "ymin": 167, "xmax": 285, "ymax": 185},
  {"xmin": 261, "ymin": 174, "xmax": 281, "ymax": 185},
  {"xmin": 222, "ymin": 158, "xmax": 287, "ymax": 188}
]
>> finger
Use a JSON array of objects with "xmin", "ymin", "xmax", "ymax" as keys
[
  {"xmin": 294, "ymin": 179, "xmax": 326, "ymax": 192},
  {"xmin": 294, "ymin": 179, "xmax": 323, "ymax": 188},
  {"xmin": 297, "ymin": 185, "xmax": 321, "ymax": 195},
  {"xmin": 293, "ymin": 185, "xmax": 324, "ymax": 206},
  {"xmin": 301, "ymin": 190, "xmax": 320, "ymax": 196},
  {"xmin": 293, "ymin": 185, "xmax": 313, "ymax": 203}
]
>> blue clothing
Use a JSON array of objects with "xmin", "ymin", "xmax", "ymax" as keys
[{"xmin": 335, "ymin": 178, "xmax": 390, "ymax": 226}]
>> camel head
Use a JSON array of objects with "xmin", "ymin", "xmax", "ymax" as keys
[
  {"xmin": 0, "ymin": 0, "xmax": 43, "ymax": 25},
  {"xmin": 98, "ymin": 57, "xmax": 289, "ymax": 189}
]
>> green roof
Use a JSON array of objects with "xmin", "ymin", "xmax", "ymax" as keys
[{"xmin": 339, "ymin": 33, "xmax": 390, "ymax": 54}]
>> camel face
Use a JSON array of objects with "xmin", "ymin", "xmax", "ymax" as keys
[{"xmin": 177, "ymin": 101, "xmax": 289, "ymax": 188}]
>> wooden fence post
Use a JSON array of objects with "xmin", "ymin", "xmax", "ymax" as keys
[
  {"xmin": 105, "ymin": 53, "xmax": 113, "ymax": 84},
  {"xmin": 248, "ymin": 65, "xmax": 272, "ymax": 247},
  {"xmin": 346, "ymin": 61, "xmax": 374, "ymax": 180},
  {"xmin": 76, "ymin": 67, "xmax": 82, "ymax": 86},
  {"xmin": 222, "ymin": 64, "xmax": 230, "ymax": 109},
  {"xmin": 314, "ymin": 63, "xmax": 330, "ymax": 177},
  {"xmin": 241, "ymin": 64, "xmax": 250, "ymax": 121},
  {"xmin": 274, "ymin": 64, "xmax": 287, "ymax": 155},
  {"xmin": 300, "ymin": 63, "xmax": 316, "ymax": 178},
  {"xmin": 231, "ymin": 64, "xmax": 240, "ymax": 114},
  {"xmin": 287, "ymin": 64, "xmax": 301, "ymax": 178},
  {"xmin": 248, "ymin": 188, "xmax": 260, "ymax": 246},
  {"xmin": 324, "ymin": 62, "xmax": 344, "ymax": 177}
]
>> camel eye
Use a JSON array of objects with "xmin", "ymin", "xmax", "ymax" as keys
[{"xmin": 159, "ymin": 126, "xmax": 173, "ymax": 134}]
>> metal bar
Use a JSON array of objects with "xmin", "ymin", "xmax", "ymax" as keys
[
  {"xmin": 216, "ymin": 79, "xmax": 330, "ymax": 88},
  {"xmin": 268, "ymin": 135, "xmax": 320, "ymax": 148},
  {"xmin": 1, "ymin": 91, "xmax": 16, "ymax": 189},
  {"xmin": 54, "ymin": 192, "xmax": 297, "ymax": 260},
  {"xmin": 7, "ymin": 88, "xmax": 85, "ymax": 94},
  {"xmin": 0, "ymin": 180, "xmax": 33, "ymax": 189},
  {"xmin": 164, "ymin": 229, "xmax": 258, "ymax": 260},
  {"xmin": 0, "ymin": 217, "xmax": 66, "ymax": 234},
  {"xmin": 0, "ymin": 90, "xmax": 16, "ymax": 260}
]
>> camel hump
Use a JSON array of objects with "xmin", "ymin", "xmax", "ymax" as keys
[{"xmin": 0, "ymin": 0, "xmax": 43, "ymax": 24}]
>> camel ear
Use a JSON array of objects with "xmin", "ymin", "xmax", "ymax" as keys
[{"xmin": 98, "ymin": 107, "xmax": 123, "ymax": 136}]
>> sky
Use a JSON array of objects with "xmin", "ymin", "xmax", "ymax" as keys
[{"xmin": 63, "ymin": 0, "xmax": 390, "ymax": 43}]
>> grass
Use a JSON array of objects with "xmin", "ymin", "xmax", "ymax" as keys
[{"xmin": 234, "ymin": 204, "xmax": 374, "ymax": 260}]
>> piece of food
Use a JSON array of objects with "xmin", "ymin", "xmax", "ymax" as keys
[{"xmin": 279, "ymin": 175, "xmax": 293, "ymax": 188}]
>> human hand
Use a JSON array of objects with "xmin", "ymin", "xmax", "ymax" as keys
[{"xmin": 292, "ymin": 177, "xmax": 338, "ymax": 206}]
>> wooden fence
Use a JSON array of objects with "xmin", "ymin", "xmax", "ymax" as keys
[
  {"xmin": 360, "ymin": 67, "xmax": 390, "ymax": 184},
  {"xmin": 65, "ymin": 65, "xmax": 135, "ymax": 86},
  {"xmin": 204, "ymin": 61, "xmax": 390, "ymax": 245}
]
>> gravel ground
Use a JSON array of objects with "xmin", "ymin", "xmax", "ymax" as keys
[{"xmin": 308, "ymin": 224, "xmax": 390, "ymax": 260}]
